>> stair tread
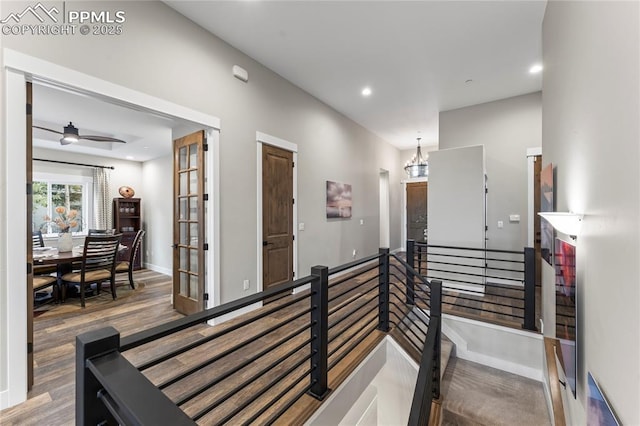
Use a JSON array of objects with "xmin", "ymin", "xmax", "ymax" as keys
[{"xmin": 440, "ymin": 358, "xmax": 550, "ymax": 426}]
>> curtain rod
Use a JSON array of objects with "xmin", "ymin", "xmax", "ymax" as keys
[{"xmin": 33, "ymin": 158, "xmax": 115, "ymax": 170}]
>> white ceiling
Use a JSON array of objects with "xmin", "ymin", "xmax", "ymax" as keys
[
  {"xmin": 166, "ymin": 0, "xmax": 546, "ymax": 150},
  {"xmin": 32, "ymin": 83, "xmax": 194, "ymax": 162}
]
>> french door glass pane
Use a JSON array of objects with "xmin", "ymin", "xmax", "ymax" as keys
[
  {"xmin": 189, "ymin": 275, "xmax": 198, "ymax": 299},
  {"xmin": 189, "ymin": 144, "xmax": 197, "ymax": 169},
  {"xmin": 179, "ymin": 147, "xmax": 187, "ymax": 170}
]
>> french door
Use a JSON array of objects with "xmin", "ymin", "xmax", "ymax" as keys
[{"xmin": 173, "ymin": 131, "xmax": 206, "ymax": 315}]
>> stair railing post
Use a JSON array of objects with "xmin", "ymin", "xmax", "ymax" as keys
[
  {"xmin": 431, "ymin": 279, "xmax": 442, "ymax": 400},
  {"xmin": 76, "ymin": 327, "xmax": 120, "ymax": 425},
  {"xmin": 523, "ymin": 247, "xmax": 537, "ymax": 331},
  {"xmin": 406, "ymin": 239, "xmax": 415, "ymax": 305},
  {"xmin": 309, "ymin": 265, "xmax": 330, "ymax": 400},
  {"xmin": 378, "ymin": 248, "xmax": 390, "ymax": 332}
]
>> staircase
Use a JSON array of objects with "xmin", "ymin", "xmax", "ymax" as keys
[{"xmin": 439, "ymin": 344, "xmax": 550, "ymax": 426}]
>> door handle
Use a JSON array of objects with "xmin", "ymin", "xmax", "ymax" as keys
[{"xmin": 172, "ymin": 243, "xmax": 178, "ymax": 249}]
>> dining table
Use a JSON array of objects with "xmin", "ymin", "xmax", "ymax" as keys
[{"xmin": 33, "ymin": 245, "xmax": 127, "ymax": 302}]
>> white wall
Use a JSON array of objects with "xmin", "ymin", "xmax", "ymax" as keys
[
  {"xmin": 141, "ymin": 154, "xmax": 172, "ymax": 274},
  {"xmin": 33, "ymin": 147, "xmax": 143, "ymax": 209},
  {"xmin": 439, "ymin": 93, "xmax": 542, "ymax": 251},
  {"xmin": 542, "ymin": 2, "xmax": 640, "ymax": 424}
]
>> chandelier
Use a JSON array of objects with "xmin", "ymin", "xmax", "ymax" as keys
[{"xmin": 404, "ymin": 137, "xmax": 429, "ymax": 178}]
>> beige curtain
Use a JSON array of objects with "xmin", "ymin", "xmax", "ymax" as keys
[{"xmin": 93, "ymin": 168, "xmax": 112, "ymax": 230}]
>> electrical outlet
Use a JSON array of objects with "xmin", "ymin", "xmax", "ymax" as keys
[
  {"xmin": 243, "ymin": 279, "xmax": 250, "ymax": 290},
  {"xmin": 360, "ymin": 219, "xmax": 364, "ymax": 225},
  {"xmin": 352, "ymin": 249, "xmax": 357, "ymax": 258}
]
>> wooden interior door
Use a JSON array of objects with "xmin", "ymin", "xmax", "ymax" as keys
[
  {"xmin": 534, "ymin": 155, "xmax": 542, "ymax": 286},
  {"xmin": 262, "ymin": 145, "xmax": 294, "ymax": 295},
  {"xmin": 173, "ymin": 131, "xmax": 206, "ymax": 315},
  {"xmin": 407, "ymin": 182, "xmax": 428, "ymax": 243},
  {"xmin": 26, "ymin": 82, "xmax": 34, "ymax": 389}
]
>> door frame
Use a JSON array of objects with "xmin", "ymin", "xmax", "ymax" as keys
[
  {"xmin": 527, "ymin": 147, "xmax": 542, "ymax": 246},
  {"xmin": 379, "ymin": 169, "xmax": 390, "ymax": 248},
  {"xmin": 256, "ymin": 132, "xmax": 298, "ymax": 294},
  {"xmin": 2, "ymin": 48, "xmax": 221, "ymax": 409},
  {"xmin": 401, "ymin": 176, "xmax": 429, "ymax": 246}
]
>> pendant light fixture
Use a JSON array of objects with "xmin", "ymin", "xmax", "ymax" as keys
[{"xmin": 404, "ymin": 137, "xmax": 429, "ymax": 178}]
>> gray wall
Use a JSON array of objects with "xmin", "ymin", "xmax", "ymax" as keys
[
  {"xmin": 439, "ymin": 93, "xmax": 542, "ymax": 251},
  {"xmin": 428, "ymin": 145, "xmax": 486, "ymax": 249},
  {"xmin": 543, "ymin": 2, "xmax": 639, "ymax": 424},
  {"xmin": 2, "ymin": 1, "xmax": 402, "ymax": 302},
  {"xmin": 141, "ymin": 154, "xmax": 173, "ymax": 274}
]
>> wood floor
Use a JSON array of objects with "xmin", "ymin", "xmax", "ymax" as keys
[{"xmin": 1, "ymin": 270, "xmax": 183, "ymax": 426}]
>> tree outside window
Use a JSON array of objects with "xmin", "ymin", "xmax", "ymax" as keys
[{"xmin": 33, "ymin": 180, "xmax": 85, "ymax": 235}]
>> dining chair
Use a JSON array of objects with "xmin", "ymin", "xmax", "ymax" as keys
[
  {"xmin": 32, "ymin": 275, "xmax": 57, "ymax": 306},
  {"xmin": 88, "ymin": 229, "xmax": 116, "ymax": 236},
  {"xmin": 60, "ymin": 234, "xmax": 122, "ymax": 308},
  {"xmin": 116, "ymin": 229, "xmax": 145, "ymax": 289},
  {"xmin": 32, "ymin": 230, "xmax": 45, "ymax": 247},
  {"xmin": 32, "ymin": 230, "xmax": 57, "ymax": 275}
]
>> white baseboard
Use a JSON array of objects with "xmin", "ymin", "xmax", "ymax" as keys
[
  {"xmin": 210, "ymin": 302, "xmax": 262, "ymax": 326},
  {"xmin": 454, "ymin": 344, "xmax": 543, "ymax": 382},
  {"xmin": 391, "ymin": 247, "xmax": 404, "ymax": 254},
  {"xmin": 0, "ymin": 389, "xmax": 8, "ymax": 410},
  {"xmin": 144, "ymin": 262, "xmax": 171, "ymax": 276}
]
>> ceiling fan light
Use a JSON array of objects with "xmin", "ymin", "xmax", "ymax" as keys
[
  {"xmin": 60, "ymin": 134, "xmax": 79, "ymax": 144},
  {"xmin": 60, "ymin": 122, "xmax": 80, "ymax": 144}
]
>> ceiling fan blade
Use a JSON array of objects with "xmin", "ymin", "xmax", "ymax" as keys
[
  {"xmin": 79, "ymin": 135, "xmax": 127, "ymax": 144},
  {"xmin": 33, "ymin": 125, "xmax": 63, "ymax": 135}
]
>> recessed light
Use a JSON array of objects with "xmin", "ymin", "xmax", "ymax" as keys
[
  {"xmin": 529, "ymin": 64, "xmax": 543, "ymax": 74},
  {"xmin": 361, "ymin": 87, "xmax": 372, "ymax": 97},
  {"xmin": 126, "ymin": 155, "xmax": 134, "ymax": 160}
]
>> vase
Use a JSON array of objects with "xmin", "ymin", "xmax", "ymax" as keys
[{"xmin": 58, "ymin": 232, "xmax": 73, "ymax": 253}]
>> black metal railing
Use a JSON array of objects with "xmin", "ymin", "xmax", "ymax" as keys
[
  {"xmin": 76, "ymin": 249, "xmax": 443, "ymax": 425},
  {"xmin": 408, "ymin": 239, "xmax": 536, "ymax": 331}
]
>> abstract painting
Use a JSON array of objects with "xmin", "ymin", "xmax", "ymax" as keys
[
  {"xmin": 540, "ymin": 163, "xmax": 554, "ymax": 265},
  {"xmin": 326, "ymin": 181, "xmax": 352, "ymax": 219}
]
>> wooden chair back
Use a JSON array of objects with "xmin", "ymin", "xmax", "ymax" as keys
[
  {"xmin": 81, "ymin": 235, "xmax": 122, "ymax": 276},
  {"xmin": 88, "ymin": 229, "xmax": 116, "ymax": 236},
  {"xmin": 129, "ymin": 230, "xmax": 145, "ymax": 265},
  {"xmin": 32, "ymin": 230, "xmax": 44, "ymax": 248}
]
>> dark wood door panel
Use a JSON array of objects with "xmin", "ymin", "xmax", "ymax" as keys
[
  {"xmin": 407, "ymin": 182, "xmax": 428, "ymax": 243},
  {"xmin": 263, "ymin": 145, "xmax": 294, "ymax": 293}
]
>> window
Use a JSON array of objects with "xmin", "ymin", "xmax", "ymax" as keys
[{"xmin": 33, "ymin": 173, "xmax": 93, "ymax": 237}]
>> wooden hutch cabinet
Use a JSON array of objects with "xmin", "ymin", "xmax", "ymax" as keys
[{"xmin": 113, "ymin": 197, "xmax": 142, "ymax": 270}]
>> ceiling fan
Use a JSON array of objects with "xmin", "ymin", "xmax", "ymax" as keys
[{"xmin": 33, "ymin": 122, "xmax": 127, "ymax": 145}]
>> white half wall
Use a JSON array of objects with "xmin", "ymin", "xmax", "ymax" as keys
[{"xmin": 443, "ymin": 314, "xmax": 544, "ymax": 382}]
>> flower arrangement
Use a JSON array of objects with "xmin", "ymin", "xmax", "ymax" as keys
[{"xmin": 43, "ymin": 206, "xmax": 80, "ymax": 233}]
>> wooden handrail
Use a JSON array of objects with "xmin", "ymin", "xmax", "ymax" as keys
[{"xmin": 544, "ymin": 337, "xmax": 567, "ymax": 426}]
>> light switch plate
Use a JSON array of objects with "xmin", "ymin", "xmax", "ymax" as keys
[
  {"xmin": 298, "ymin": 222, "xmax": 305, "ymax": 231},
  {"xmin": 497, "ymin": 221, "xmax": 504, "ymax": 229}
]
